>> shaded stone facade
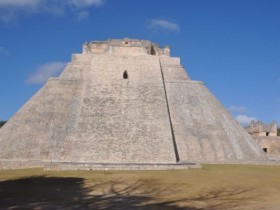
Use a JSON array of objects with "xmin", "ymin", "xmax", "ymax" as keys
[
  {"xmin": 247, "ymin": 121, "xmax": 280, "ymax": 154},
  {"xmin": 248, "ymin": 121, "xmax": 277, "ymax": 137},
  {"xmin": 0, "ymin": 39, "xmax": 266, "ymax": 170}
]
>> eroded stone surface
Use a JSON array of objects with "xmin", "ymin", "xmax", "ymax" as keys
[{"xmin": 0, "ymin": 38, "xmax": 266, "ymax": 169}]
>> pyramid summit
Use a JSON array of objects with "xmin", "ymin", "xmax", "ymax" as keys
[{"xmin": 0, "ymin": 38, "xmax": 266, "ymax": 170}]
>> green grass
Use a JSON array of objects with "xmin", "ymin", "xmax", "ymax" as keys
[{"xmin": 1, "ymin": 164, "xmax": 280, "ymax": 209}]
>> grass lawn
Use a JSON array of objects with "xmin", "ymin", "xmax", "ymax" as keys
[{"xmin": 0, "ymin": 164, "xmax": 280, "ymax": 209}]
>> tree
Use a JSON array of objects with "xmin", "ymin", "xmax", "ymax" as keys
[
  {"xmin": 0, "ymin": 121, "xmax": 7, "ymax": 128},
  {"xmin": 278, "ymin": 128, "xmax": 280, "ymax": 136}
]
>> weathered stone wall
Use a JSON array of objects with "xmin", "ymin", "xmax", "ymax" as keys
[
  {"xmin": 163, "ymin": 81, "xmax": 265, "ymax": 163},
  {"xmin": 248, "ymin": 121, "xmax": 277, "ymax": 137},
  {"xmin": 83, "ymin": 38, "xmax": 170, "ymax": 56},
  {"xmin": 0, "ymin": 52, "xmax": 177, "ymax": 165},
  {"xmin": 63, "ymin": 55, "xmax": 176, "ymax": 163},
  {"xmin": 0, "ymin": 38, "xmax": 267, "ymax": 169},
  {"xmin": 160, "ymin": 57, "xmax": 265, "ymax": 163},
  {"xmin": 0, "ymin": 79, "xmax": 86, "ymax": 161},
  {"xmin": 253, "ymin": 136, "xmax": 280, "ymax": 154}
]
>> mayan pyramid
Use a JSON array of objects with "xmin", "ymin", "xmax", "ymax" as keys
[{"xmin": 0, "ymin": 38, "xmax": 266, "ymax": 170}]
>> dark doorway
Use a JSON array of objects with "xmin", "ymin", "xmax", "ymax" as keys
[
  {"xmin": 266, "ymin": 132, "xmax": 269, "ymax": 136},
  {"xmin": 263, "ymin": 148, "xmax": 268, "ymax": 153},
  {"xmin": 150, "ymin": 46, "xmax": 156, "ymax": 55},
  {"xmin": 123, "ymin": 70, "xmax": 128, "ymax": 79}
]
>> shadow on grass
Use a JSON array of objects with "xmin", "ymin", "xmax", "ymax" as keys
[{"xmin": 0, "ymin": 176, "xmax": 254, "ymax": 209}]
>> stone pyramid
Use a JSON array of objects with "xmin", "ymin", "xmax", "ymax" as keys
[{"xmin": 0, "ymin": 38, "xmax": 266, "ymax": 170}]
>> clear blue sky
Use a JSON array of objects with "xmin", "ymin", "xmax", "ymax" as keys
[{"xmin": 0, "ymin": 0, "xmax": 279, "ymax": 126}]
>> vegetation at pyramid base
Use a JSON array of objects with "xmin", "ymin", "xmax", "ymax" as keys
[
  {"xmin": 278, "ymin": 128, "xmax": 280, "ymax": 136},
  {"xmin": 0, "ymin": 121, "xmax": 7, "ymax": 128}
]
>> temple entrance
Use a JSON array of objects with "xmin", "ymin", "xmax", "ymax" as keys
[
  {"xmin": 123, "ymin": 70, "xmax": 128, "ymax": 79},
  {"xmin": 151, "ymin": 46, "xmax": 156, "ymax": 55}
]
